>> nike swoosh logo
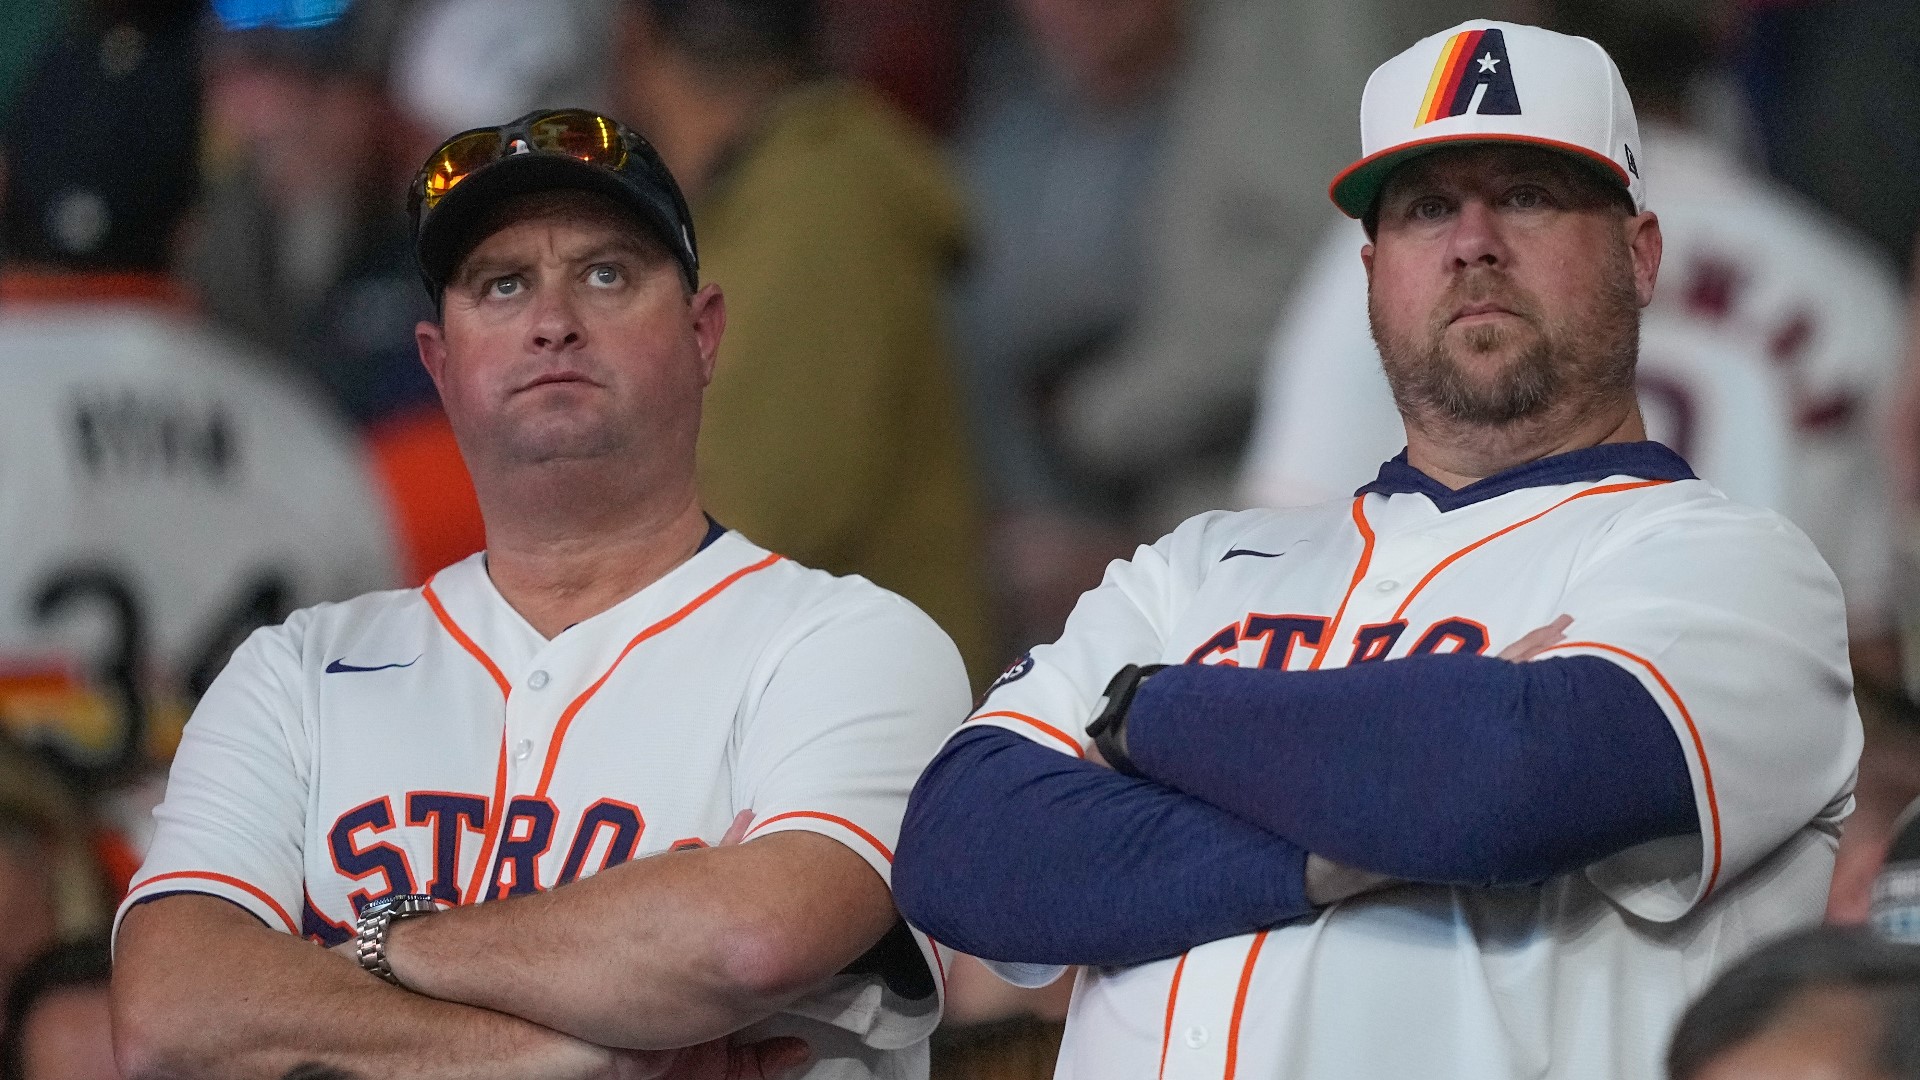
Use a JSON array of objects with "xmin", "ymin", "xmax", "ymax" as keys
[
  {"xmin": 1220, "ymin": 548, "xmax": 1290, "ymax": 562},
  {"xmin": 325, "ymin": 656, "xmax": 421, "ymax": 674}
]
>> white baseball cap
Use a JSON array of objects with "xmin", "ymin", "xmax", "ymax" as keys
[{"xmin": 1329, "ymin": 20, "xmax": 1645, "ymax": 220}]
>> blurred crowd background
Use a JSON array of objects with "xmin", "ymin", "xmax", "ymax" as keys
[{"xmin": 3, "ymin": 0, "xmax": 1920, "ymax": 1076}]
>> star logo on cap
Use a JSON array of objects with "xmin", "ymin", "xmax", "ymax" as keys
[{"xmin": 1477, "ymin": 53, "xmax": 1501, "ymax": 73}]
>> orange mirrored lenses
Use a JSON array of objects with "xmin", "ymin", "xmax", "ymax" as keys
[
  {"xmin": 528, "ymin": 110, "xmax": 626, "ymax": 168},
  {"xmin": 417, "ymin": 113, "xmax": 629, "ymax": 211},
  {"xmin": 419, "ymin": 129, "xmax": 502, "ymax": 210}
]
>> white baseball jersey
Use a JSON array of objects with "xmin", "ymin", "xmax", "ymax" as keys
[
  {"xmin": 0, "ymin": 291, "xmax": 399, "ymax": 778},
  {"xmin": 116, "ymin": 531, "xmax": 967, "ymax": 1079},
  {"xmin": 1239, "ymin": 123, "xmax": 1907, "ymax": 635},
  {"xmin": 966, "ymin": 446, "xmax": 1859, "ymax": 1079}
]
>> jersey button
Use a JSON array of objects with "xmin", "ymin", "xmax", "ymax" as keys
[
  {"xmin": 1375, "ymin": 579, "xmax": 1400, "ymax": 593},
  {"xmin": 513, "ymin": 739, "xmax": 533, "ymax": 761},
  {"xmin": 528, "ymin": 670, "xmax": 550, "ymax": 690},
  {"xmin": 1184, "ymin": 1025, "xmax": 1208, "ymax": 1049}
]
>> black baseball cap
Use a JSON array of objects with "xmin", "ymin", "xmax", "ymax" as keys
[{"xmin": 408, "ymin": 109, "xmax": 699, "ymax": 301}]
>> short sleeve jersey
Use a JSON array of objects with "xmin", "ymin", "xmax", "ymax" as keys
[
  {"xmin": 970, "ymin": 443, "xmax": 1860, "ymax": 1080},
  {"xmin": 118, "ymin": 531, "xmax": 969, "ymax": 1078},
  {"xmin": 0, "ymin": 300, "xmax": 399, "ymax": 771},
  {"xmin": 1239, "ymin": 125, "xmax": 1906, "ymax": 634}
]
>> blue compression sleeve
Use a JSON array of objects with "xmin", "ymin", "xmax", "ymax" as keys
[
  {"xmin": 1126, "ymin": 654, "xmax": 1698, "ymax": 885},
  {"xmin": 894, "ymin": 725, "xmax": 1314, "ymax": 967}
]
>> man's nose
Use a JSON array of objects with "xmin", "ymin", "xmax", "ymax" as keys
[
  {"xmin": 529, "ymin": 289, "xmax": 585, "ymax": 351},
  {"xmin": 1447, "ymin": 199, "xmax": 1508, "ymax": 270}
]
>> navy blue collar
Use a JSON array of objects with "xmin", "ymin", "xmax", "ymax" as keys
[
  {"xmin": 699, "ymin": 514, "xmax": 727, "ymax": 552},
  {"xmin": 1356, "ymin": 441, "xmax": 1695, "ymax": 513}
]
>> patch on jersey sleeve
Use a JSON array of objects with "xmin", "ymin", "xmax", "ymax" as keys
[{"xmin": 982, "ymin": 652, "xmax": 1034, "ymax": 701}]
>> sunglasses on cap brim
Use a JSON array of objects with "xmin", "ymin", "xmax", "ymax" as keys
[{"xmin": 410, "ymin": 109, "xmax": 633, "ymax": 215}]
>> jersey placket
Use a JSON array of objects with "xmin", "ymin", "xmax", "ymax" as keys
[
  {"xmin": 1156, "ymin": 932, "xmax": 1272, "ymax": 1079},
  {"xmin": 485, "ymin": 638, "xmax": 594, "ymax": 898},
  {"xmin": 1323, "ymin": 499, "xmax": 1454, "ymax": 665}
]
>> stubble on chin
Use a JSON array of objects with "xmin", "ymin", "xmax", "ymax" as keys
[{"xmin": 1370, "ymin": 251, "xmax": 1639, "ymax": 434}]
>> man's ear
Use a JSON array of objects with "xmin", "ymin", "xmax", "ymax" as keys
[
  {"xmin": 1627, "ymin": 211, "xmax": 1662, "ymax": 309},
  {"xmin": 416, "ymin": 319, "xmax": 449, "ymax": 391},
  {"xmin": 1361, "ymin": 241, "xmax": 1376, "ymax": 283},
  {"xmin": 688, "ymin": 283, "xmax": 726, "ymax": 387}
]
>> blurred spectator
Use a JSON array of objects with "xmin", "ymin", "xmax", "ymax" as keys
[
  {"xmin": 190, "ymin": 4, "xmax": 489, "ymax": 585},
  {"xmin": 389, "ymin": 0, "xmax": 615, "ymax": 139},
  {"xmin": 1883, "ymin": 234, "xmax": 1920, "ymax": 694},
  {"xmin": 947, "ymin": 0, "xmax": 1182, "ymax": 647},
  {"xmin": 819, "ymin": 0, "xmax": 966, "ymax": 133},
  {"xmin": 1239, "ymin": 0, "xmax": 1909, "ymax": 678},
  {"xmin": 1666, "ymin": 925, "xmax": 1920, "ymax": 1080},
  {"xmin": 1737, "ymin": 0, "xmax": 1920, "ymax": 275},
  {"xmin": 1872, "ymin": 794, "xmax": 1920, "ymax": 943},
  {"xmin": 0, "ymin": 938, "xmax": 114, "ymax": 1080},
  {"xmin": 0, "ymin": 11, "xmax": 399, "ymax": 775},
  {"xmin": 1047, "ymin": 0, "xmax": 1508, "ymax": 536},
  {"xmin": 613, "ymin": 0, "xmax": 996, "ymax": 684},
  {"xmin": 0, "ymin": 740, "xmax": 105, "ymax": 1001},
  {"xmin": 188, "ymin": 2, "xmax": 432, "ymax": 428},
  {"xmin": 1830, "ymin": 684, "xmax": 1920, "ymax": 925}
]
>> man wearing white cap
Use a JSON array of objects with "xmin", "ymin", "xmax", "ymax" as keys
[{"xmin": 892, "ymin": 20, "xmax": 1861, "ymax": 1080}]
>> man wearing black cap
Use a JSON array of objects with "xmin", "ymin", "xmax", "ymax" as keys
[{"xmin": 112, "ymin": 111, "xmax": 965, "ymax": 1079}]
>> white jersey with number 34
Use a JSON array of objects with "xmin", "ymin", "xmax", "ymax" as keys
[{"xmin": 0, "ymin": 301, "xmax": 399, "ymax": 774}]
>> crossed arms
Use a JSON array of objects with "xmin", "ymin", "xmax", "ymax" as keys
[
  {"xmin": 893, "ymin": 624, "xmax": 1699, "ymax": 968},
  {"xmin": 113, "ymin": 827, "xmax": 895, "ymax": 1080}
]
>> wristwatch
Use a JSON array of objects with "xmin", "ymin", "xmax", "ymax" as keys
[
  {"xmin": 354, "ymin": 893, "xmax": 438, "ymax": 986},
  {"xmin": 1085, "ymin": 663, "xmax": 1167, "ymax": 777}
]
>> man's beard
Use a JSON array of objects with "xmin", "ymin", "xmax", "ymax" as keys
[{"xmin": 1370, "ymin": 237, "xmax": 1641, "ymax": 429}]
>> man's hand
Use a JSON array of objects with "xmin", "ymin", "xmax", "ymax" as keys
[{"xmin": 1498, "ymin": 615, "xmax": 1572, "ymax": 662}]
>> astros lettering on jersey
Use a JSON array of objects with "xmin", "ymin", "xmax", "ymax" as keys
[
  {"xmin": 964, "ymin": 445, "xmax": 1858, "ymax": 1080},
  {"xmin": 117, "ymin": 527, "xmax": 968, "ymax": 1074}
]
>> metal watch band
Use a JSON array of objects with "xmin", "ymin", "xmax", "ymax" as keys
[{"xmin": 354, "ymin": 893, "xmax": 437, "ymax": 986}]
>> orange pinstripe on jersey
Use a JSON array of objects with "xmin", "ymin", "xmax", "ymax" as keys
[
  {"xmin": 1310, "ymin": 497, "xmax": 1378, "ymax": 669},
  {"xmin": 746, "ymin": 809, "xmax": 896, "ymax": 863},
  {"xmin": 745, "ymin": 809, "xmax": 950, "ymax": 995},
  {"xmin": 1389, "ymin": 480, "xmax": 1670, "ymax": 622},
  {"xmin": 422, "ymin": 573, "xmax": 515, "ymax": 905},
  {"xmin": 532, "ymin": 553, "xmax": 783, "ymax": 801},
  {"xmin": 1539, "ymin": 640, "xmax": 1724, "ymax": 896},
  {"xmin": 1156, "ymin": 952, "xmax": 1190, "ymax": 1079},
  {"xmin": 969, "ymin": 710, "xmax": 1084, "ymax": 758},
  {"xmin": 1223, "ymin": 930, "xmax": 1271, "ymax": 1079},
  {"xmin": 423, "ymin": 575, "xmax": 512, "ymax": 697},
  {"xmin": 127, "ymin": 869, "xmax": 297, "ymax": 934}
]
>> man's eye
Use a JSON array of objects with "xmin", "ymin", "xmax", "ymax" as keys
[
  {"xmin": 1409, "ymin": 197, "xmax": 1449, "ymax": 221},
  {"xmin": 588, "ymin": 265, "xmax": 622, "ymax": 287},
  {"xmin": 1507, "ymin": 187, "xmax": 1549, "ymax": 210},
  {"xmin": 488, "ymin": 277, "xmax": 522, "ymax": 298}
]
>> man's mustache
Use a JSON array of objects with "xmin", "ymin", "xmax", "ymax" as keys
[{"xmin": 1433, "ymin": 271, "xmax": 1541, "ymax": 330}]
